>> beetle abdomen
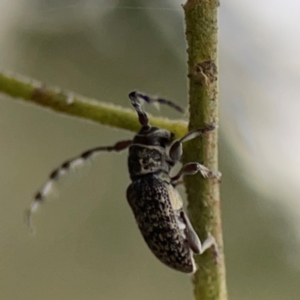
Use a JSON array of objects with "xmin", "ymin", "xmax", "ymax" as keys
[{"xmin": 126, "ymin": 174, "xmax": 195, "ymax": 273}]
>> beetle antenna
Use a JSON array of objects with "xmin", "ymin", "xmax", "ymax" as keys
[
  {"xmin": 128, "ymin": 91, "xmax": 184, "ymax": 127},
  {"xmin": 25, "ymin": 140, "xmax": 132, "ymax": 230}
]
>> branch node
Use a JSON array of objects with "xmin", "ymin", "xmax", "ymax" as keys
[{"xmin": 188, "ymin": 60, "xmax": 218, "ymax": 86}]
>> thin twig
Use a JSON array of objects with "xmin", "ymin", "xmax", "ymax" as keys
[{"xmin": 0, "ymin": 71, "xmax": 187, "ymax": 138}]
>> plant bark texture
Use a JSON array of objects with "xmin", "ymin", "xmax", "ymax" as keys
[{"xmin": 183, "ymin": 1, "xmax": 227, "ymax": 300}]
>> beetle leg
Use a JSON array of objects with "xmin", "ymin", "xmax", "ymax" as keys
[
  {"xmin": 25, "ymin": 139, "xmax": 132, "ymax": 230},
  {"xmin": 171, "ymin": 162, "xmax": 221, "ymax": 186},
  {"xmin": 169, "ymin": 124, "xmax": 216, "ymax": 162},
  {"xmin": 174, "ymin": 180, "xmax": 184, "ymax": 186},
  {"xmin": 179, "ymin": 211, "xmax": 218, "ymax": 256}
]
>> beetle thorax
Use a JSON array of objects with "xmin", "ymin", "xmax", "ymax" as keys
[
  {"xmin": 128, "ymin": 127, "xmax": 173, "ymax": 180},
  {"xmin": 128, "ymin": 144, "xmax": 171, "ymax": 179}
]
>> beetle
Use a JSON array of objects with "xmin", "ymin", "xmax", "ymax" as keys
[{"xmin": 26, "ymin": 91, "xmax": 220, "ymax": 274}]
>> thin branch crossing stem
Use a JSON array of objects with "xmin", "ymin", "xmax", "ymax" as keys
[{"xmin": 0, "ymin": 71, "xmax": 187, "ymax": 138}]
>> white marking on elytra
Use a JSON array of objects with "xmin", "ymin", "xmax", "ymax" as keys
[
  {"xmin": 167, "ymin": 185, "xmax": 183, "ymax": 211},
  {"xmin": 177, "ymin": 218, "xmax": 186, "ymax": 230}
]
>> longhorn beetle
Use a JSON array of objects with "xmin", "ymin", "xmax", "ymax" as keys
[{"xmin": 26, "ymin": 91, "xmax": 220, "ymax": 274}]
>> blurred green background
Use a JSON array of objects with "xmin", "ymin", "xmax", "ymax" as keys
[{"xmin": 1, "ymin": 1, "xmax": 300, "ymax": 299}]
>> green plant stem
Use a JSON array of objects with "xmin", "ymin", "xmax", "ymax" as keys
[
  {"xmin": 0, "ymin": 71, "xmax": 187, "ymax": 138},
  {"xmin": 183, "ymin": 1, "xmax": 227, "ymax": 300}
]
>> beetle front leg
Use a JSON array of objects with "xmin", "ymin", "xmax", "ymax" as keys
[{"xmin": 169, "ymin": 124, "xmax": 216, "ymax": 163}]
